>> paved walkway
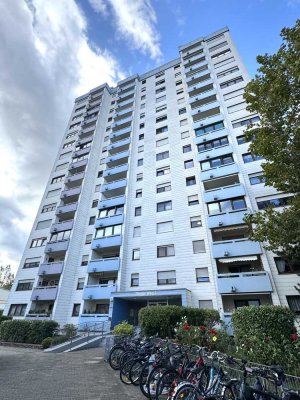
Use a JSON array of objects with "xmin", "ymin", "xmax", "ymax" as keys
[{"xmin": 0, "ymin": 346, "xmax": 142, "ymax": 400}]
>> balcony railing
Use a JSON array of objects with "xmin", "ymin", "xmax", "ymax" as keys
[
  {"xmin": 91, "ymin": 235, "xmax": 122, "ymax": 250},
  {"xmin": 38, "ymin": 262, "xmax": 64, "ymax": 276},
  {"xmin": 203, "ymin": 183, "xmax": 245, "ymax": 203},
  {"xmin": 87, "ymin": 257, "xmax": 120, "ymax": 273},
  {"xmin": 208, "ymin": 208, "xmax": 251, "ymax": 229},
  {"xmin": 83, "ymin": 283, "xmax": 117, "ymax": 300},
  {"xmin": 200, "ymin": 163, "xmax": 239, "ymax": 181},
  {"xmin": 98, "ymin": 195, "xmax": 126, "ymax": 209},
  {"xmin": 95, "ymin": 213, "xmax": 124, "ymax": 228},
  {"xmin": 212, "ymin": 238, "xmax": 262, "ymax": 259},
  {"xmin": 50, "ymin": 220, "xmax": 73, "ymax": 233},
  {"xmin": 217, "ymin": 271, "xmax": 272, "ymax": 294},
  {"xmin": 31, "ymin": 286, "xmax": 58, "ymax": 301},
  {"xmin": 45, "ymin": 239, "xmax": 69, "ymax": 254}
]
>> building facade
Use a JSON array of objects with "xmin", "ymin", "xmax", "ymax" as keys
[{"xmin": 5, "ymin": 27, "xmax": 299, "ymax": 329}]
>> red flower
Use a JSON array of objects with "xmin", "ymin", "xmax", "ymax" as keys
[
  {"xmin": 209, "ymin": 328, "xmax": 217, "ymax": 335},
  {"xmin": 291, "ymin": 333, "xmax": 298, "ymax": 341},
  {"xmin": 182, "ymin": 323, "xmax": 190, "ymax": 331},
  {"xmin": 199, "ymin": 325, "xmax": 206, "ymax": 332}
]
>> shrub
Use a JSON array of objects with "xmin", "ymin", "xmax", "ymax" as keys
[
  {"xmin": 139, "ymin": 306, "xmax": 220, "ymax": 338},
  {"xmin": 0, "ymin": 310, "xmax": 12, "ymax": 325},
  {"xmin": 42, "ymin": 337, "xmax": 52, "ymax": 349},
  {"xmin": 113, "ymin": 321, "xmax": 134, "ymax": 336},
  {"xmin": 0, "ymin": 320, "xmax": 58, "ymax": 344},
  {"xmin": 51, "ymin": 335, "xmax": 69, "ymax": 346},
  {"xmin": 63, "ymin": 324, "xmax": 77, "ymax": 339}
]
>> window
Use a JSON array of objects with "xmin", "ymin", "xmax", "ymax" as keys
[
  {"xmin": 157, "ymin": 244, "xmax": 175, "ymax": 257},
  {"xmin": 156, "ymin": 138, "xmax": 168, "ymax": 147},
  {"xmin": 196, "ymin": 268, "xmax": 209, "ymax": 282},
  {"xmin": 63, "ymin": 141, "xmax": 75, "ymax": 149},
  {"xmin": 141, "ymin": 87, "xmax": 146, "ymax": 92},
  {"xmin": 211, "ymin": 49, "xmax": 231, "ymax": 60},
  {"xmin": 140, "ymin": 112, "xmax": 145, "ymax": 119},
  {"xmin": 236, "ymin": 135, "xmax": 250, "ymax": 144},
  {"xmin": 183, "ymin": 144, "xmax": 192, "ymax": 153},
  {"xmin": 36, "ymin": 220, "xmax": 52, "ymax": 230},
  {"xmin": 199, "ymin": 300, "xmax": 213, "ymax": 309},
  {"xmin": 100, "ymin": 158, "xmax": 105, "ymax": 165},
  {"xmin": 141, "ymin": 95, "xmax": 146, "ymax": 101},
  {"xmin": 95, "ymin": 184, "xmax": 101, "ymax": 192},
  {"xmin": 174, "ymin": 64, "xmax": 180, "ymax": 70},
  {"xmin": 188, "ymin": 195, "xmax": 199, "ymax": 206},
  {"xmin": 131, "ymin": 273, "xmax": 139, "ymax": 287},
  {"xmin": 141, "ymin": 79, "xmax": 146, "ymax": 84},
  {"xmin": 23, "ymin": 257, "xmax": 40, "ymax": 269},
  {"xmin": 156, "ymin": 151, "xmax": 169, "ymax": 161},
  {"xmin": 176, "ymin": 80, "xmax": 182, "ymax": 86},
  {"xmin": 156, "ymin": 182, "xmax": 171, "ymax": 193},
  {"xmin": 228, "ymin": 102, "xmax": 246, "ymax": 114},
  {"xmin": 97, "ymin": 171, "xmax": 103, "ymax": 178},
  {"xmin": 232, "ymin": 115, "xmax": 260, "ymax": 128},
  {"xmin": 139, "ymin": 134, "xmax": 144, "ymax": 140},
  {"xmin": 220, "ymin": 76, "xmax": 243, "ymax": 89},
  {"xmin": 257, "ymin": 196, "xmax": 292, "ymax": 210},
  {"xmin": 140, "ymin": 103, "xmax": 145, "ymax": 109},
  {"xmin": 176, "ymin": 89, "xmax": 184, "ymax": 95},
  {"xmin": 175, "ymin": 72, "xmax": 181, "ymax": 78},
  {"xmin": 137, "ymin": 159, "xmax": 143, "ymax": 166},
  {"xmin": 85, "ymin": 234, "xmax": 92, "ymax": 244},
  {"xmin": 195, "ymin": 121, "xmax": 224, "ymax": 136},
  {"xmin": 157, "ymin": 221, "xmax": 173, "ymax": 234},
  {"xmin": 275, "ymin": 258, "xmax": 300, "ymax": 274},
  {"xmin": 89, "ymin": 216, "xmax": 96, "ymax": 225},
  {"xmin": 186, "ymin": 176, "xmax": 196, "ymax": 186},
  {"xmin": 156, "ymin": 126, "xmax": 168, "ymax": 135},
  {"xmin": 156, "ymin": 79, "xmax": 165, "ymax": 86},
  {"xmin": 184, "ymin": 160, "xmax": 194, "ymax": 169},
  {"xmin": 193, "ymin": 240, "xmax": 206, "ymax": 253},
  {"xmin": 179, "ymin": 108, "xmax": 186, "ymax": 115},
  {"xmin": 180, "ymin": 119, "xmax": 188, "ymax": 127},
  {"xmin": 50, "ymin": 229, "xmax": 71, "ymax": 242},
  {"xmin": 136, "ymin": 189, "xmax": 142, "ymax": 198},
  {"xmin": 16, "ymin": 280, "xmax": 34, "ymax": 291},
  {"xmin": 197, "ymin": 137, "xmax": 229, "ymax": 152},
  {"xmin": 178, "ymin": 97, "xmax": 185, "ymax": 105},
  {"xmin": 242, "ymin": 153, "xmax": 264, "ymax": 163},
  {"xmin": 66, "ymin": 132, "xmax": 77, "ymax": 139},
  {"xmin": 51, "ymin": 175, "xmax": 64, "ymax": 184},
  {"xmin": 72, "ymin": 304, "xmax": 80, "ymax": 317},
  {"xmin": 30, "ymin": 237, "xmax": 46, "ymax": 248},
  {"xmin": 138, "ymin": 145, "xmax": 144, "ymax": 153},
  {"xmin": 98, "ymin": 205, "xmax": 124, "ymax": 218},
  {"xmin": 249, "ymin": 174, "xmax": 266, "ymax": 185},
  {"xmin": 156, "ymin": 104, "xmax": 167, "ymax": 113},
  {"xmin": 156, "ymin": 166, "xmax": 170, "ymax": 176},
  {"xmin": 133, "ymin": 226, "xmax": 141, "ymax": 237},
  {"xmin": 156, "ymin": 95, "xmax": 166, "ymax": 103},
  {"xmin": 81, "ymin": 255, "xmax": 89, "ymax": 266},
  {"xmin": 137, "ymin": 173, "xmax": 143, "ymax": 182},
  {"xmin": 223, "ymin": 87, "xmax": 244, "ymax": 101},
  {"xmin": 287, "ymin": 296, "xmax": 300, "ymax": 314},
  {"xmin": 132, "ymin": 248, "xmax": 140, "ymax": 260},
  {"xmin": 156, "ymin": 115, "xmax": 167, "ymax": 123},
  {"xmin": 235, "ymin": 299, "xmax": 260, "ymax": 308},
  {"xmin": 157, "ymin": 201, "xmax": 172, "ymax": 212},
  {"xmin": 200, "ymin": 154, "xmax": 234, "ymax": 170},
  {"xmin": 181, "ymin": 131, "xmax": 190, "ymax": 139},
  {"xmin": 95, "ymin": 224, "xmax": 122, "ymax": 238},
  {"xmin": 140, "ymin": 123, "xmax": 145, "ymax": 129},
  {"xmin": 155, "ymin": 71, "xmax": 164, "ymax": 78},
  {"xmin": 209, "ymin": 41, "xmax": 228, "ymax": 52},
  {"xmin": 207, "ymin": 197, "xmax": 246, "ymax": 215},
  {"xmin": 77, "ymin": 278, "xmax": 85, "ymax": 290},
  {"xmin": 42, "ymin": 203, "xmax": 56, "ymax": 213},
  {"xmin": 190, "ymin": 216, "xmax": 202, "ymax": 228},
  {"xmin": 135, "ymin": 207, "xmax": 142, "ymax": 216},
  {"xmin": 8, "ymin": 304, "xmax": 27, "ymax": 317},
  {"xmin": 92, "ymin": 200, "xmax": 98, "ymax": 208},
  {"xmin": 217, "ymin": 66, "xmax": 239, "ymax": 78},
  {"xmin": 59, "ymin": 151, "xmax": 72, "ymax": 160},
  {"xmin": 46, "ymin": 189, "xmax": 61, "ymax": 198},
  {"xmin": 156, "ymin": 87, "xmax": 165, "ymax": 94},
  {"xmin": 157, "ymin": 270, "xmax": 176, "ymax": 285}
]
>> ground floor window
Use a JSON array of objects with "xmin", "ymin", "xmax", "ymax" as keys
[
  {"xmin": 287, "ymin": 296, "xmax": 300, "ymax": 315},
  {"xmin": 8, "ymin": 304, "xmax": 27, "ymax": 316},
  {"xmin": 234, "ymin": 299, "xmax": 260, "ymax": 308}
]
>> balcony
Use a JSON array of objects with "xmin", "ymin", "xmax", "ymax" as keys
[
  {"xmin": 203, "ymin": 183, "xmax": 245, "ymax": 203},
  {"xmin": 110, "ymin": 126, "xmax": 131, "ymax": 142},
  {"xmin": 107, "ymin": 138, "xmax": 130, "ymax": 154},
  {"xmin": 217, "ymin": 271, "xmax": 272, "ymax": 294},
  {"xmin": 184, "ymin": 59, "xmax": 207, "ymax": 73},
  {"xmin": 91, "ymin": 235, "xmax": 122, "ymax": 250},
  {"xmin": 56, "ymin": 202, "xmax": 77, "ymax": 219},
  {"xmin": 60, "ymin": 186, "xmax": 81, "ymax": 203},
  {"xmin": 187, "ymin": 76, "xmax": 212, "ymax": 94},
  {"xmin": 73, "ymin": 147, "xmax": 90, "ymax": 158},
  {"xmin": 194, "ymin": 127, "xmax": 227, "ymax": 145},
  {"xmin": 186, "ymin": 67, "xmax": 211, "ymax": 83},
  {"xmin": 103, "ymin": 164, "xmax": 128, "ymax": 182},
  {"xmin": 192, "ymin": 112, "xmax": 222, "ymax": 130},
  {"xmin": 208, "ymin": 209, "xmax": 251, "ymax": 229},
  {"xmin": 201, "ymin": 163, "xmax": 239, "ymax": 181},
  {"xmin": 115, "ymin": 97, "xmax": 134, "ymax": 108},
  {"xmin": 75, "ymin": 136, "xmax": 93, "ymax": 147},
  {"xmin": 198, "ymin": 145, "xmax": 233, "ymax": 163},
  {"xmin": 113, "ymin": 107, "xmax": 134, "ymax": 119},
  {"xmin": 79, "ymin": 126, "xmax": 94, "ymax": 139},
  {"xmin": 45, "ymin": 239, "xmax": 69, "ymax": 254},
  {"xmin": 117, "ymin": 90, "xmax": 135, "ymax": 102},
  {"xmin": 25, "ymin": 314, "xmax": 52, "ymax": 321},
  {"xmin": 181, "ymin": 43, "xmax": 203, "ymax": 58},
  {"xmin": 69, "ymin": 158, "xmax": 88, "ymax": 171},
  {"xmin": 31, "ymin": 286, "xmax": 58, "ymax": 301},
  {"xmin": 87, "ymin": 257, "xmax": 120, "ymax": 273},
  {"xmin": 101, "ymin": 178, "xmax": 127, "ymax": 197},
  {"xmin": 83, "ymin": 284, "xmax": 117, "ymax": 300},
  {"xmin": 38, "ymin": 262, "xmax": 64, "ymax": 276},
  {"xmin": 212, "ymin": 238, "xmax": 262, "ymax": 259},
  {"xmin": 111, "ymin": 116, "xmax": 132, "ymax": 130},
  {"xmin": 95, "ymin": 213, "xmax": 124, "ymax": 228},
  {"xmin": 106, "ymin": 150, "xmax": 129, "ymax": 167},
  {"xmin": 50, "ymin": 220, "xmax": 74, "ymax": 233},
  {"xmin": 184, "ymin": 53, "xmax": 206, "ymax": 67},
  {"xmin": 189, "ymin": 87, "xmax": 215, "ymax": 105},
  {"xmin": 191, "ymin": 100, "xmax": 220, "ymax": 117},
  {"xmin": 64, "ymin": 171, "xmax": 85, "ymax": 187},
  {"xmin": 99, "ymin": 195, "xmax": 125, "ymax": 209}
]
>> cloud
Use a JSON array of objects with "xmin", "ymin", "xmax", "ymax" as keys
[
  {"xmin": 0, "ymin": 0, "xmax": 124, "ymax": 271},
  {"xmin": 88, "ymin": 0, "xmax": 162, "ymax": 61}
]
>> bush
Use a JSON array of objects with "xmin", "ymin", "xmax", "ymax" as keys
[
  {"xmin": 139, "ymin": 306, "xmax": 220, "ymax": 338},
  {"xmin": 51, "ymin": 335, "xmax": 69, "ymax": 346},
  {"xmin": 0, "ymin": 310, "xmax": 12, "ymax": 325},
  {"xmin": 0, "ymin": 320, "xmax": 58, "ymax": 344},
  {"xmin": 42, "ymin": 337, "xmax": 52, "ymax": 349},
  {"xmin": 232, "ymin": 305, "xmax": 300, "ymax": 374},
  {"xmin": 113, "ymin": 321, "xmax": 134, "ymax": 336},
  {"xmin": 63, "ymin": 324, "xmax": 77, "ymax": 339}
]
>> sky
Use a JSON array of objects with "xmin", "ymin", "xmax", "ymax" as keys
[{"xmin": 0, "ymin": 0, "xmax": 298, "ymax": 274}]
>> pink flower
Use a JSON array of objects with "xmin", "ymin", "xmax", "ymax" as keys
[{"xmin": 199, "ymin": 325, "xmax": 206, "ymax": 332}]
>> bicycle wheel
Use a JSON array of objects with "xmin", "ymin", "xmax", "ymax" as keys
[
  {"xmin": 173, "ymin": 383, "xmax": 202, "ymax": 400},
  {"xmin": 120, "ymin": 358, "xmax": 135, "ymax": 385},
  {"xmin": 156, "ymin": 369, "xmax": 179, "ymax": 400},
  {"xmin": 108, "ymin": 345, "xmax": 125, "ymax": 370},
  {"xmin": 222, "ymin": 381, "xmax": 240, "ymax": 400},
  {"xmin": 197, "ymin": 366, "xmax": 210, "ymax": 394},
  {"xmin": 147, "ymin": 366, "xmax": 166, "ymax": 399},
  {"xmin": 120, "ymin": 350, "xmax": 135, "ymax": 369},
  {"xmin": 139, "ymin": 361, "xmax": 153, "ymax": 398},
  {"xmin": 129, "ymin": 358, "xmax": 145, "ymax": 385}
]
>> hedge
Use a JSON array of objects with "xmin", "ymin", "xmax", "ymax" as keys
[
  {"xmin": 0, "ymin": 320, "xmax": 58, "ymax": 344},
  {"xmin": 139, "ymin": 305, "xmax": 220, "ymax": 338},
  {"xmin": 0, "ymin": 310, "xmax": 12, "ymax": 325}
]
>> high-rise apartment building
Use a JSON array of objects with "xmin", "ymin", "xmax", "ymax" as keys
[{"xmin": 5, "ymin": 27, "xmax": 299, "ymax": 328}]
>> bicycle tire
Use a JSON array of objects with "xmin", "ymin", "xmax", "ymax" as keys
[
  {"xmin": 129, "ymin": 358, "xmax": 145, "ymax": 385},
  {"xmin": 147, "ymin": 366, "xmax": 166, "ymax": 399},
  {"xmin": 156, "ymin": 369, "xmax": 179, "ymax": 400},
  {"xmin": 120, "ymin": 358, "xmax": 135, "ymax": 385},
  {"xmin": 108, "ymin": 345, "xmax": 125, "ymax": 370},
  {"xmin": 173, "ymin": 382, "xmax": 203, "ymax": 400},
  {"xmin": 139, "ymin": 361, "xmax": 153, "ymax": 398}
]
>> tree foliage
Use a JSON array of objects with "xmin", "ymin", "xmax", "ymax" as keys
[
  {"xmin": 0, "ymin": 265, "xmax": 14, "ymax": 289},
  {"xmin": 243, "ymin": 20, "xmax": 300, "ymax": 261}
]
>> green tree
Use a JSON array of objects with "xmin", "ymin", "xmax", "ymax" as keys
[
  {"xmin": 243, "ymin": 20, "xmax": 300, "ymax": 267},
  {"xmin": 0, "ymin": 265, "xmax": 14, "ymax": 289}
]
